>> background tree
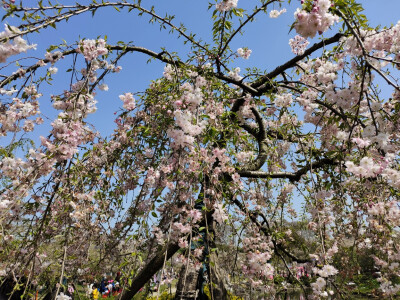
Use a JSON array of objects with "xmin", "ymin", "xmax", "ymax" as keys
[{"xmin": 1, "ymin": 0, "xmax": 400, "ymax": 299}]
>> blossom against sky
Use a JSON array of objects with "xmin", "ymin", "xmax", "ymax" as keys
[{"xmin": 1, "ymin": 0, "xmax": 400, "ymax": 139}]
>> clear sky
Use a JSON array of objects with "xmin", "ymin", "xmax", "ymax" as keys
[{"xmin": 1, "ymin": 0, "xmax": 400, "ymax": 142}]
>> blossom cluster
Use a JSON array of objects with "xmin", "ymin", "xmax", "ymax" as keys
[
  {"xmin": 44, "ymin": 50, "xmax": 63, "ymax": 64},
  {"xmin": 294, "ymin": 0, "xmax": 339, "ymax": 38},
  {"xmin": 241, "ymin": 234, "xmax": 274, "ymax": 281},
  {"xmin": 52, "ymin": 92, "xmax": 97, "ymax": 119},
  {"xmin": 212, "ymin": 202, "xmax": 228, "ymax": 224},
  {"xmin": 228, "ymin": 67, "xmax": 242, "ymax": 81},
  {"xmin": 55, "ymin": 293, "xmax": 71, "ymax": 300},
  {"xmin": 311, "ymin": 277, "xmax": 334, "ymax": 297},
  {"xmin": 289, "ymin": 35, "xmax": 310, "ymax": 55},
  {"xmin": 0, "ymin": 24, "xmax": 36, "ymax": 63},
  {"xmin": 317, "ymin": 264, "xmax": 338, "ymax": 277},
  {"xmin": 0, "ymin": 96, "xmax": 42, "ymax": 136},
  {"xmin": 345, "ymin": 157, "xmax": 384, "ymax": 178},
  {"xmin": 215, "ymin": 0, "xmax": 238, "ymax": 12},
  {"xmin": 163, "ymin": 64, "xmax": 175, "ymax": 81},
  {"xmin": 274, "ymin": 93, "xmax": 293, "ymax": 107},
  {"xmin": 76, "ymin": 38, "xmax": 108, "ymax": 61},
  {"xmin": 269, "ymin": 8, "xmax": 286, "ymax": 19},
  {"xmin": 119, "ymin": 92, "xmax": 136, "ymax": 110},
  {"xmin": 43, "ymin": 120, "xmax": 94, "ymax": 160},
  {"xmin": 343, "ymin": 21, "xmax": 400, "ymax": 57},
  {"xmin": 367, "ymin": 201, "xmax": 400, "ymax": 227},
  {"xmin": 165, "ymin": 78, "xmax": 209, "ymax": 149},
  {"xmin": 237, "ymin": 48, "xmax": 252, "ymax": 59}
]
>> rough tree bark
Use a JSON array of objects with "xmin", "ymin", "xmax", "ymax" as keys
[
  {"xmin": 174, "ymin": 212, "xmax": 228, "ymax": 300},
  {"xmin": 174, "ymin": 259, "xmax": 202, "ymax": 300},
  {"xmin": 120, "ymin": 242, "xmax": 180, "ymax": 300},
  {"xmin": 173, "ymin": 240, "xmax": 228, "ymax": 300}
]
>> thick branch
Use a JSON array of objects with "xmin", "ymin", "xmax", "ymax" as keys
[
  {"xmin": 238, "ymin": 157, "xmax": 338, "ymax": 182},
  {"xmin": 214, "ymin": 73, "xmax": 260, "ymax": 95},
  {"xmin": 251, "ymin": 33, "xmax": 344, "ymax": 93},
  {"xmin": 240, "ymin": 123, "xmax": 258, "ymax": 137},
  {"xmin": 246, "ymin": 107, "xmax": 268, "ymax": 171},
  {"xmin": 251, "ymin": 107, "xmax": 266, "ymax": 141},
  {"xmin": 120, "ymin": 242, "xmax": 180, "ymax": 300}
]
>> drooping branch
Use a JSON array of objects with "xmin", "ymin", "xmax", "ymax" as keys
[
  {"xmin": 336, "ymin": 9, "xmax": 400, "ymax": 93},
  {"xmin": 3, "ymin": 2, "xmax": 207, "ymax": 52},
  {"xmin": 240, "ymin": 123, "xmax": 258, "ymax": 137},
  {"xmin": 240, "ymin": 123, "xmax": 301, "ymax": 143},
  {"xmin": 0, "ymin": 49, "xmax": 71, "ymax": 88},
  {"xmin": 0, "ymin": 42, "xmax": 260, "ymax": 98},
  {"xmin": 1, "ymin": 6, "xmax": 91, "ymax": 43},
  {"xmin": 0, "ymin": 45, "xmax": 178, "ymax": 88},
  {"xmin": 218, "ymin": 0, "xmax": 278, "ymax": 56},
  {"xmin": 231, "ymin": 197, "xmax": 311, "ymax": 263},
  {"xmin": 251, "ymin": 107, "xmax": 266, "ymax": 141}
]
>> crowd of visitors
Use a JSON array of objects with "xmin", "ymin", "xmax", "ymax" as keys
[{"xmin": 86, "ymin": 272, "xmax": 122, "ymax": 299}]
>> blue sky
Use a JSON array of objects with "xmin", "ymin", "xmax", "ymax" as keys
[{"xmin": 1, "ymin": 0, "xmax": 400, "ymax": 142}]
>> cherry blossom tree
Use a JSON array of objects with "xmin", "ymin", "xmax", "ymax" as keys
[{"xmin": 1, "ymin": 0, "xmax": 400, "ymax": 299}]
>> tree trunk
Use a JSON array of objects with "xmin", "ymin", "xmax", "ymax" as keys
[
  {"xmin": 174, "ymin": 253, "xmax": 228, "ymax": 300},
  {"xmin": 174, "ymin": 260, "xmax": 201, "ymax": 300},
  {"xmin": 208, "ymin": 252, "xmax": 228, "ymax": 300},
  {"xmin": 174, "ymin": 217, "xmax": 229, "ymax": 300},
  {"xmin": 120, "ymin": 242, "xmax": 180, "ymax": 300},
  {"xmin": 174, "ymin": 183, "xmax": 229, "ymax": 300}
]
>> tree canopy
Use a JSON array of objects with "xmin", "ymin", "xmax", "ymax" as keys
[{"xmin": 1, "ymin": 0, "xmax": 400, "ymax": 299}]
